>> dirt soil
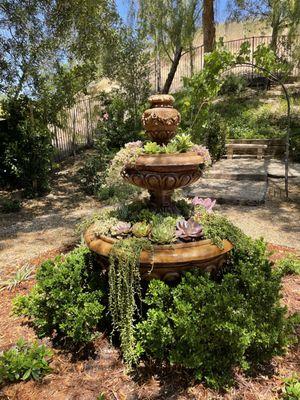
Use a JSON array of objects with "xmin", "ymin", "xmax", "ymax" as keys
[{"xmin": 0, "ymin": 150, "xmax": 300, "ymax": 399}]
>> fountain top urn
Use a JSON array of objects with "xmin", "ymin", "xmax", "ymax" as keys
[
  {"xmin": 123, "ymin": 94, "xmax": 203, "ymax": 211},
  {"xmin": 141, "ymin": 94, "xmax": 181, "ymax": 145}
]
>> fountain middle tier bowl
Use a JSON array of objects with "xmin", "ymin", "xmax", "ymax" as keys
[
  {"xmin": 122, "ymin": 152, "xmax": 204, "ymax": 192},
  {"xmin": 84, "ymin": 228, "xmax": 233, "ymax": 282}
]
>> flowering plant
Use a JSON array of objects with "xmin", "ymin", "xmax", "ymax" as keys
[
  {"xmin": 192, "ymin": 197, "xmax": 216, "ymax": 213},
  {"xmin": 105, "ymin": 141, "xmax": 143, "ymax": 187},
  {"xmin": 191, "ymin": 144, "xmax": 212, "ymax": 167}
]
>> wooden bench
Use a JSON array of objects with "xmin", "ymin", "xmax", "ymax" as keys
[{"xmin": 225, "ymin": 143, "xmax": 268, "ymax": 160}]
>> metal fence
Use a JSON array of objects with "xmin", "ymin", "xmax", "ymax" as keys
[
  {"xmin": 152, "ymin": 35, "xmax": 300, "ymax": 92},
  {"xmin": 51, "ymin": 35, "xmax": 299, "ymax": 160},
  {"xmin": 50, "ymin": 96, "xmax": 102, "ymax": 161}
]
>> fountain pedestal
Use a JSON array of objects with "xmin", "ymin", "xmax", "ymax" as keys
[{"xmin": 85, "ymin": 94, "xmax": 233, "ymax": 280}]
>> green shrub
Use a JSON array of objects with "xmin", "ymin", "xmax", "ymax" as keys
[
  {"xmin": 282, "ymin": 376, "xmax": 300, "ymax": 400},
  {"xmin": 197, "ymin": 111, "xmax": 227, "ymax": 161},
  {"xmin": 0, "ymin": 97, "xmax": 53, "ymax": 196},
  {"xmin": 275, "ymin": 254, "xmax": 300, "ymax": 276},
  {"xmin": 219, "ymin": 74, "xmax": 248, "ymax": 95},
  {"xmin": 0, "ymin": 339, "xmax": 52, "ymax": 384},
  {"xmin": 78, "ymin": 154, "xmax": 107, "ymax": 195},
  {"xmin": 13, "ymin": 247, "xmax": 105, "ymax": 346},
  {"xmin": 136, "ymin": 236, "xmax": 288, "ymax": 388},
  {"xmin": 95, "ymin": 90, "xmax": 146, "ymax": 149},
  {"xmin": 0, "ymin": 198, "xmax": 21, "ymax": 213}
]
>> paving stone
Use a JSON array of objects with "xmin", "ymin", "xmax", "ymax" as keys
[
  {"xmin": 206, "ymin": 159, "xmax": 267, "ymax": 181},
  {"xmin": 266, "ymin": 160, "xmax": 300, "ymax": 178},
  {"xmin": 185, "ymin": 179, "xmax": 268, "ymax": 205}
]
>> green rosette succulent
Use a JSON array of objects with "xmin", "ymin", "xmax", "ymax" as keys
[{"xmin": 132, "ymin": 221, "xmax": 151, "ymax": 238}]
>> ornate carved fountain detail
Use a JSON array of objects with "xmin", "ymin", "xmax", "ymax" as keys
[
  {"xmin": 85, "ymin": 94, "xmax": 233, "ymax": 281},
  {"xmin": 141, "ymin": 95, "xmax": 181, "ymax": 144},
  {"xmin": 122, "ymin": 94, "xmax": 204, "ymax": 211}
]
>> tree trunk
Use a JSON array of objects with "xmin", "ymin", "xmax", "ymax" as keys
[
  {"xmin": 270, "ymin": 0, "xmax": 282, "ymax": 55},
  {"xmin": 270, "ymin": 17, "xmax": 280, "ymax": 54},
  {"xmin": 203, "ymin": 0, "xmax": 215, "ymax": 53},
  {"xmin": 162, "ymin": 46, "xmax": 183, "ymax": 94}
]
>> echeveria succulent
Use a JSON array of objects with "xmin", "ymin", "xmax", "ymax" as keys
[
  {"xmin": 110, "ymin": 221, "xmax": 132, "ymax": 236},
  {"xmin": 132, "ymin": 221, "xmax": 151, "ymax": 238},
  {"xmin": 176, "ymin": 218, "xmax": 204, "ymax": 240},
  {"xmin": 150, "ymin": 216, "xmax": 177, "ymax": 244},
  {"xmin": 192, "ymin": 197, "xmax": 216, "ymax": 213}
]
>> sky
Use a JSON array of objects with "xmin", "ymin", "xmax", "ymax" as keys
[{"xmin": 115, "ymin": 0, "xmax": 229, "ymax": 25}]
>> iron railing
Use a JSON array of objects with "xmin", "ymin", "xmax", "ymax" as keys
[
  {"xmin": 150, "ymin": 35, "xmax": 300, "ymax": 92},
  {"xmin": 51, "ymin": 35, "xmax": 299, "ymax": 160}
]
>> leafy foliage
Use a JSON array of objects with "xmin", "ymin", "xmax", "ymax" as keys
[
  {"xmin": 275, "ymin": 254, "xmax": 300, "ymax": 276},
  {"xmin": 0, "ymin": 197, "xmax": 21, "ymax": 213},
  {"xmin": 0, "ymin": 264, "xmax": 34, "ymax": 292},
  {"xmin": 0, "ymin": 0, "xmax": 118, "ymax": 107},
  {"xmin": 136, "ymin": 236, "xmax": 288, "ymax": 388},
  {"xmin": 177, "ymin": 41, "xmax": 293, "ymax": 160},
  {"xmin": 0, "ymin": 339, "xmax": 52, "ymax": 384},
  {"xmin": 13, "ymin": 247, "xmax": 105, "ymax": 346},
  {"xmin": 0, "ymin": 97, "xmax": 53, "ymax": 196},
  {"xmin": 282, "ymin": 376, "xmax": 300, "ymax": 400},
  {"xmin": 135, "ymin": 0, "xmax": 202, "ymax": 93},
  {"xmin": 108, "ymin": 238, "xmax": 152, "ymax": 365}
]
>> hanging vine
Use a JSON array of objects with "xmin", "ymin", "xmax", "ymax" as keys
[{"xmin": 108, "ymin": 237, "xmax": 153, "ymax": 365}]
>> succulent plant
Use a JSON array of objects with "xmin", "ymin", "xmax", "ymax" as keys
[
  {"xmin": 110, "ymin": 221, "xmax": 132, "ymax": 237},
  {"xmin": 93, "ymin": 217, "xmax": 119, "ymax": 237},
  {"xmin": 150, "ymin": 216, "xmax": 177, "ymax": 244},
  {"xmin": 176, "ymin": 218, "xmax": 204, "ymax": 241},
  {"xmin": 191, "ymin": 144, "xmax": 212, "ymax": 167},
  {"xmin": 162, "ymin": 142, "xmax": 178, "ymax": 154},
  {"xmin": 132, "ymin": 221, "xmax": 151, "ymax": 238},
  {"xmin": 192, "ymin": 197, "xmax": 216, "ymax": 213},
  {"xmin": 143, "ymin": 141, "xmax": 163, "ymax": 154},
  {"xmin": 170, "ymin": 132, "xmax": 193, "ymax": 153}
]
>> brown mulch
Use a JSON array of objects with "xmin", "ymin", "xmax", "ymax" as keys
[{"xmin": 0, "ymin": 249, "xmax": 299, "ymax": 400}]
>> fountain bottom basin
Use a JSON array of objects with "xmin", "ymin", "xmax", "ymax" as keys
[{"xmin": 84, "ymin": 227, "xmax": 233, "ymax": 282}]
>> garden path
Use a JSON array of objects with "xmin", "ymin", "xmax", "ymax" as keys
[
  {"xmin": 0, "ymin": 152, "xmax": 299, "ymax": 279},
  {"xmin": 0, "ymin": 151, "xmax": 100, "ymax": 277},
  {"xmin": 186, "ymin": 158, "xmax": 300, "ymax": 249}
]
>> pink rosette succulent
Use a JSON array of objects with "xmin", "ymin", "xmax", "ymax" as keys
[
  {"xmin": 192, "ymin": 197, "xmax": 216, "ymax": 213},
  {"xmin": 176, "ymin": 218, "xmax": 204, "ymax": 241},
  {"xmin": 110, "ymin": 221, "xmax": 132, "ymax": 237}
]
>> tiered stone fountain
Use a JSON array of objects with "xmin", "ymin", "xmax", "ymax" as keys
[{"xmin": 85, "ymin": 94, "xmax": 233, "ymax": 281}]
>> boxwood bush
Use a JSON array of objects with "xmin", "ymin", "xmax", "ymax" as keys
[
  {"xmin": 136, "ymin": 237, "xmax": 288, "ymax": 388},
  {"xmin": 13, "ymin": 247, "xmax": 106, "ymax": 347}
]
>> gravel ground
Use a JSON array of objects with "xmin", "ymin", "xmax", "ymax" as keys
[
  {"xmin": 221, "ymin": 177, "xmax": 300, "ymax": 250},
  {"xmin": 0, "ymin": 152, "xmax": 101, "ymax": 276},
  {"xmin": 0, "ymin": 152, "xmax": 299, "ymax": 278}
]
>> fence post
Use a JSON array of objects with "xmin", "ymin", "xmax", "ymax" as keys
[{"xmin": 251, "ymin": 36, "xmax": 255, "ymax": 79}]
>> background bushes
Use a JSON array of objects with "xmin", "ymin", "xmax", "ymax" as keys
[{"xmin": 0, "ymin": 97, "xmax": 53, "ymax": 196}]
